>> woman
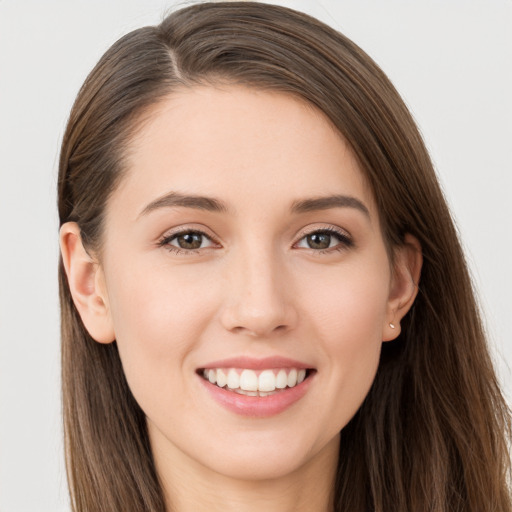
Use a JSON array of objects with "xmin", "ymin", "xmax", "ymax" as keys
[{"xmin": 57, "ymin": 2, "xmax": 511, "ymax": 511}]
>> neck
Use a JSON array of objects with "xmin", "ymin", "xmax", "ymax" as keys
[{"xmin": 153, "ymin": 434, "xmax": 339, "ymax": 512}]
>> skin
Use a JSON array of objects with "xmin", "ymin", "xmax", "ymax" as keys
[{"xmin": 61, "ymin": 85, "xmax": 421, "ymax": 512}]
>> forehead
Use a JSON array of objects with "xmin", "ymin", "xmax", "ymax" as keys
[{"xmin": 112, "ymin": 85, "xmax": 376, "ymax": 221}]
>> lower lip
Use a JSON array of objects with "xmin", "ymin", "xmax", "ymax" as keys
[{"xmin": 198, "ymin": 373, "xmax": 314, "ymax": 418}]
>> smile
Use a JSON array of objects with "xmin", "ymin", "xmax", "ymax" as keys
[{"xmin": 200, "ymin": 368, "xmax": 309, "ymax": 396}]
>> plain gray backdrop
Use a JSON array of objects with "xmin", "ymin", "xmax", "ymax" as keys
[{"xmin": 1, "ymin": 1, "xmax": 511, "ymax": 510}]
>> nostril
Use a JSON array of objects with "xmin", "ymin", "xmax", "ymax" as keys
[{"xmin": 227, "ymin": 322, "xmax": 292, "ymax": 338}]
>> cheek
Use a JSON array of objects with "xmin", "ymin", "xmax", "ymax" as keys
[
  {"xmin": 104, "ymin": 260, "xmax": 220, "ymax": 402},
  {"xmin": 108, "ymin": 257, "xmax": 216, "ymax": 340},
  {"xmin": 301, "ymin": 255, "xmax": 390, "ymax": 344},
  {"xmin": 298, "ymin": 258, "xmax": 390, "ymax": 420}
]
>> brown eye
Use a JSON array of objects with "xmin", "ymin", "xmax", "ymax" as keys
[
  {"xmin": 306, "ymin": 233, "xmax": 331, "ymax": 249},
  {"xmin": 163, "ymin": 230, "xmax": 215, "ymax": 251},
  {"xmin": 295, "ymin": 228, "xmax": 353, "ymax": 252},
  {"xmin": 175, "ymin": 232, "xmax": 204, "ymax": 249}
]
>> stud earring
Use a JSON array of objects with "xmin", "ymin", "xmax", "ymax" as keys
[{"xmin": 389, "ymin": 323, "xmax": 396, "ymax": 329}]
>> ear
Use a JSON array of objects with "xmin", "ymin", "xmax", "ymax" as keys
[
  {"xmin": 382, "ymin": 234, "xmax": 422, "ymax": 341},
  {"xmin": 59, "ymin": 222, "xmax": 115, "ymax": 344}
]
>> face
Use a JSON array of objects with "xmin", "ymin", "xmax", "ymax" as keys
[{"xmin": 88, "ymin": 86, "xmax": 407, "ymax": 483}]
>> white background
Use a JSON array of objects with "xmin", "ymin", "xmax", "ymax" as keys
[{"xmin": 1, "ymin": 1, "xmax": 510, "ymax": 510}]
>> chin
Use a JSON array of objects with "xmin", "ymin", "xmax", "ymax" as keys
[
  {"xmin": 191, "ymin": 430, "xmax": 340, "ymax": 483},
  {"xmin": 202, "ymin": 455, "xmax": 307, "ymax": 482}
]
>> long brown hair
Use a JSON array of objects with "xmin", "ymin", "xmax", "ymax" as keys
[{"xmin": 58, "ymin": 2, "xmax": 511, "ymax": 511}]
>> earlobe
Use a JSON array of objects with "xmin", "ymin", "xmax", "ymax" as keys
[
  {"xmin": 59, "ymin": 222, "xmax": 115, "ymax": 344},
  {"xmin": 383, "ymin": 234, "xmax": 422, "ymax": 342}
]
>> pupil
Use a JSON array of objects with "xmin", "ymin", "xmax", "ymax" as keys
[
  {"xmin": 178, "ymin": 233, "xmax": 202, "ymax": 249},
  {"xmin": 308, "ymin": 233, "xmax": 330, "ymax": 249}
]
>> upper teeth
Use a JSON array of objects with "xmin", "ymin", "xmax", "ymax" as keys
[{"xmin": 202, "ymin": 368, "xmax": 307, "ymax": 393}]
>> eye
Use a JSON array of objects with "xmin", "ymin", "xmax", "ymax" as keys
[
  {"xmin": 159, "ymin": 230, "xmax": 217, "ymax": 252},
  {"xmin": 295, "ymin": 228, "xmax": 353, "ymax": 252}
]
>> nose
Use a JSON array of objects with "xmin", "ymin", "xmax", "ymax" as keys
[{"xmin": 220, "ymin": 246, "xmax": 298, "ymax": 338}]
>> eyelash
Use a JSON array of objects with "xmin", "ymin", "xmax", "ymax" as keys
[
  {"xmin": 158, "ymin": 228, "xmax": 219, "ymax": 255},
  {"xmin": 294, "ymin": 227, "xmax": 354, "ymax": 254},
  {"xmin": 158, "ymin": 226, "xmax": 353, "ymax": 255}
]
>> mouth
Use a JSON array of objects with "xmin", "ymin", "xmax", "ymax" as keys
[{"xmin": 197, "ymin": 367, "xmax": 315, "ymax": 397}]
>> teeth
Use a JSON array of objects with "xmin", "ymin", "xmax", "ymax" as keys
[
  {"xmin": 216, "ymin": 368, "xmax": 227, "ymax": 388},
  {"xmin": 227, "ymin": 369, "xmax": 240, "ymax": 389},
  {"xmin": 276, "ymin": 369, "xmax": 288, "ymax": 389},
  {"xmin": 239, "ymin": 369, "xmax": 258, "ymax": 391},
  {"xmin": 258, "ymin": 370, "xmax": 276, "ymax": 392},
  {"xmin": 287, "ymin": 369, "xmax": 297, "ymax": 387},
  {"xmin": 202, "ymin": 367, "xmax": 309, "ymax": 393},
  {"xmin": 235, "ymin": 389, "xmax": 258, "ymax": 396}
]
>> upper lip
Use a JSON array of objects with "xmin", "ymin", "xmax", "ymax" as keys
[{"xmin": 199, "ymin": 356, "xmax": 313, "ymax": 371}]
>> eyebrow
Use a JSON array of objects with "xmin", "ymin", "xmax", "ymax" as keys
[
  {"xmin": 291, "ymin": 195, "xmax": 370, "ymax": 218},
  {"xmin": 139, "ymin": 192, "xmax": 229, "ymax": 217},
  {"xmin": 138, "ymin": 191, "xmax": 370, "ymax": 219}
]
